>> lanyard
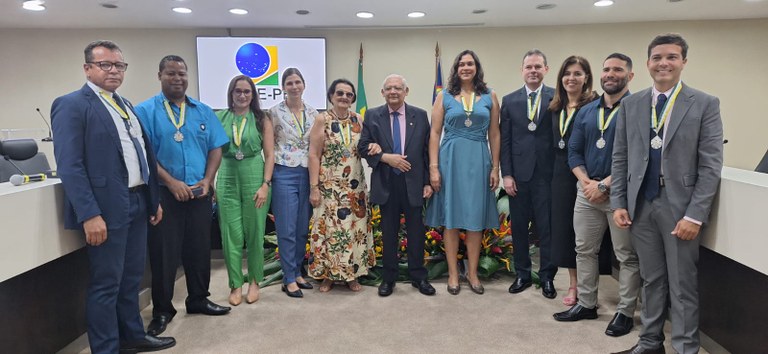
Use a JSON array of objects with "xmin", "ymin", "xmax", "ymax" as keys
[
  {"xmin": 461, "ymin": 92, "xmax": 476, "ymax": 116},
  {"xmin": 163, "ymin": 100, "xmax": 186, "ymax": 131},
  {"xmin": 598, "ymin": 105, "xmax": 620, "ymax": 135},
  {"xmin": 99, "ymin": 91, "xmax": 129, "ymax": 119},
  {"xmin": 527, "ymin": 90, "xmax": 542, "ymax": 122},
  {"xmin": 291, "ymin": 110, "xmax": 306, "ymax": 136},
  {"xmin": 558, "ymin": 107, "xmax": 576, "ymax": 138},
  {"xmin": 232, "ymin": 115, "xmax": 247, "ymax": 148},
  {"xmin": 651, "ymin": 83, "xmax": 683, "ymax": 133}
]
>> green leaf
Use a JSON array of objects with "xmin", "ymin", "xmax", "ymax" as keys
[
  {"xmin": 478, "ymin": 256, "xmax": 500, "ymax": 278},
  {"xmin": 258, "ymin": 269, "xmax": 283, "ymax": 288},
  {"xmin": 426, "ymin": 260, "xmax": 448, "ymax": 280}
]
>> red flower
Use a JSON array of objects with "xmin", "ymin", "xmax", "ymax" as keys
[{"xmin": 492, "ymin": 246, "xmax": 503, "ymax": 254}]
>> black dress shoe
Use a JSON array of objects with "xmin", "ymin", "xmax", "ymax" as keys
[
  {"xmin": 378, "ymin": 281, "xmax": 395, "ymax": 297},
  {"xmin": 282, "ymin": 284, "xmax": 304, "ymax": 298},
  {"xmin": 509, "ymin": 277, "xmax": 532, "ymax": 293},
  {"xmin": 120, "ymin": 335, "xmax": 176, "ymax": 353},
  {"xmin": 186, "ymin": 299, "xmax": 231, "ymax": 315},
  {"xmin": 605, "ymin": 312, "xmax": 634, "ymax": 337},
  {"xmin": 541, "ymin": 280, "xmax": 557, "ymax": 299},
  {"xmin": 297, "ymin": 281, "xmax": 314, "ymax": 290},
  {"xmin": 411, "ymin": 280, "xmax": 436, "ymax": 296},
  {"xmin": 146, "ymin": 315, "xmax": 172, "ymax": 336},
  {"xmin": 611, "ymin": 344, "xmax": 665, "ymax": 354},
  {"xmin": 553, "ymin": 304, "xmax": 598, "ymax": 322}
]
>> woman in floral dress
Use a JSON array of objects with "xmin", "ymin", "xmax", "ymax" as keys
[{"xmin": 307, "ymin": 78, "xmax": 375, "ymax": 292}]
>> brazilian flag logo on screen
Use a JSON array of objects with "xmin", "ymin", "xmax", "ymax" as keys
[{"xmin": 235, "ymin": 43, "xmax": 279, "ymax": 86}]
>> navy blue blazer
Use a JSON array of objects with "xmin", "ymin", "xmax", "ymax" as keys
[
  {"xmin": 500, "ymin": 85, "xmax": 555, "ymax": 183},
  {"xmin": 358, "ymin": 103, "xmax": 430, "ymax": 207},
  {"xmin": 51, "ymin": 84, "xmax": 160, "ymax": 230}
]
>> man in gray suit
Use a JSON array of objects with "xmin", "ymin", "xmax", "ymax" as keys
[{"xmin": 610, "ymin": 34, "xmax": 723, "ymax": 354}]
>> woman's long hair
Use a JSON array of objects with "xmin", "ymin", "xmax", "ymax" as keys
[
  {"xmin": 548, "ymin": 55, "xmax": 596, "ymax": 112},
  {"xmin": 227, "ymin": 75, "xmax": 266, "ymax": 132},
  {"xmin": 447, "ymin": 50, "xmax": 489, "ymax": 96}
]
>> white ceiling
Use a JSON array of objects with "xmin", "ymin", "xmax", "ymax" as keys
[{"xmin": 1, "ymin": 0, "xmax": 767, "ymax": 29}]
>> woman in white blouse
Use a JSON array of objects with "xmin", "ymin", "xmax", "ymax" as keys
[{"xmin": 267, "ymin": 68, "xmax": 319, "ymax": 298}]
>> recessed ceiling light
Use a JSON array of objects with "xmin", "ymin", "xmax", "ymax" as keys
[
  {"xmin": 594, "ymin": 0, "xmax": 614, "ymax": 6},
  {"xmin": 229, "ymin": 8, "xmax": 248, "ymax": 15},
  {"xmin": 100, "ymin": 3, "xmax": 118, "ymax": 9},
  {"xmin": 172, "ymin": 7, "xmax": 192, "ymax": 14},
  {"xmin": 408, "ymin": 11, "xmax": 426, "ymax": 18},
  {"xmin": 536, "ymin": 4, "xmax": 557, "ymax": 10},
  {"xmin": 22, "ymin": 0, "xmax": 46, "ymax": 11},
  {"xmin": 472, "ymin": 9, "xmax": 487, "ymax": 14},
  {"xmin": 296, "ymin": 10, "xmax": 310, "ymax": 15},
  {"xmin": 356, "ymin": 11, "xmax": 374, "ymax": 19}
]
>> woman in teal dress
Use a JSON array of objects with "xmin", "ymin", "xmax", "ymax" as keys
[
  {"xmin": 426, "ymin": 50, "xmax": 501, "ymax": 295},
  {"xmin": 216, "ymin": 75, "xmax": 274, "ymax": 306}
]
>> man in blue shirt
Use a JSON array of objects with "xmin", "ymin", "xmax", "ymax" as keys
[
  {"xmin": 553, "ymin": 53, "xmax": 641, "ymax": 338},
  {"xmin": 135, "ymin": 55, "xmax": 231, "ymax": 336}
]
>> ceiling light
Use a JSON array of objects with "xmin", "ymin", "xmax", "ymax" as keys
[
  {"xmin": 172, "ymin": 7, "xmax": 192, "ymax": 14},
  {"xmin": 100, "ymin": 3, "xmax": 118, "ymax": 9},
  {"xmin": 536, "ymin": 4, "xmax": 557, "ymax": 10},
  {"xmin": 594, "ymin": 0, "xmax": 614, "ymax": 6},
  {"xmin": 296, "ymin": 10, "xmax": 310, "ymax": 15},
  {"xmin": 229, "ymin": 8, "xmax": 248, "ymax": 15},
  {"xmin": 472, "ymin": 9, "xmax": 487, "ymax": 14},
  {"xmin": 356, "ymin": 11, "xmax": 374, "ymax": 19},
  {"xmin": 408, "ymin": 11, "xmax": 426, "ymax": 18},
  {"xmin": 22, "ymin": 0, "xmax": 46, "ymax": 11}
]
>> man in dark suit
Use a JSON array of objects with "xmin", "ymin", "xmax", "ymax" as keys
[
  {"xmin": 51, "ymin": 40, "xmax": 175, "ymax": 353},
  {"xmin": 611, "ymin": 33, "xmax": 723, "ymax": 354},
  {"xmin": 358, "ymin": 74, "xmax": 435, "ymax": 296},
  {"xmin": 500, "ymin": 49, "xmax": 558, "ymax": 298}
]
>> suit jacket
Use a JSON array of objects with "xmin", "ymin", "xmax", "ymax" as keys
[
  {"xmin": 611, "ymin": 84, "xmax": 723, "ymax": 222},
  {"xmin": 358, "ymin": 103, "xmax": 430, "ymax": 207},
  {"xmin": 51, "ymin": 84, "xmax": 160, "ymax": 230},
  {"xmin": 500, "ymin": 85, "xmax": 556, "ymax": 183}
]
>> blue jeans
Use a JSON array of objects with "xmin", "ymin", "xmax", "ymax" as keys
[{"xmin": 272, "ymin": 164, "xmax": 311, "ymax": 284}]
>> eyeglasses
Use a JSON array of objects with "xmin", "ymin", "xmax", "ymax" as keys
[
  {"xmin": 234, "ymin": 89, "xmax": 253, "ymax": 96},
  {"xmin": 87, "ymin": 61, "xmax": 128, "ymax": 72},
  {"xmin": 334, "ymin": 90, "xmax": 354, "ymax": 98}
]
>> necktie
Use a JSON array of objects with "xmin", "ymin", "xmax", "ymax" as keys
[
  {"xmin": 644, "ymin": 94, "xmax": 667, "ymax": 201},
  {"xmin": 114, "ymin": 94, "xmax": 150, "ymax": 185},
  {"xmin": 529, "ymin": 92, "xmax": 538, "ymax": 122},
  {"xmin": 392, "ymin": 111, "xmax": 402, "ymax": 175}
]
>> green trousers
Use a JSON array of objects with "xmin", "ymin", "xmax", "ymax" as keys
[{"xmin": 216, "ymin": 156, "xmax": 271, "ymax": 289}]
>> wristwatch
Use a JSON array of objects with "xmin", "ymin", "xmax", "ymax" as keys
[
  {"xmin": 597, "ymin": 181, "xmax": 608, "ymax": 194},
  {"xmin": 264, "ymin": 180, "xmax": 272, "ymax": 187}
]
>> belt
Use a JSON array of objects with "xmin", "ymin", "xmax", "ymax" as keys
[{"xmin": 128, "ymin": 184, "xmax": 147, "ymax": 193}]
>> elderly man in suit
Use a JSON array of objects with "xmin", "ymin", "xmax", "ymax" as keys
[
  {"xmin": 610, "ymin": 33, "xmax": 723, "ymax": 354},
  {"xmin": 500, "ymin": 49, "xmax": 558, "ymax": 298},
  {"xmin": 51, "ymin": 40, "xmax": 175, "ymax": 353},
  {"xmin": 358, "ymin": 74, "xmax": 435, "ymax": 297}
]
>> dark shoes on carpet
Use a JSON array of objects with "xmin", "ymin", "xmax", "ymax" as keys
[
  {"xmin": 553, "ymin": 304, "xmax": 598, "ymax": 321},
  {"xmin": 541, "ymin": 280, "xmax": 557, "ymax": 299},
  {"xmin": 509, "ymin": 277, "xmax": 532, "ymax": 293},
  {"xmin": 186, "ymin": 299, "xmax": 231, "ymax": 316},
  {"xmin": 605, "ymin": 312, "xmax": 634, "ymax": 337},
  {"xmin": 119, "ymin": 335, "xmax": 175, "ymax": 353}
]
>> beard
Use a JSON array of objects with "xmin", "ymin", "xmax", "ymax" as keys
[{"xmin": 601, "ymin": 77, "xmax": 628, "ymax": 95}]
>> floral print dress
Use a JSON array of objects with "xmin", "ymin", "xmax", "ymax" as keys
[{"xmin": 309, "ymin": 112, "xmax": 375, "ymax": 281}]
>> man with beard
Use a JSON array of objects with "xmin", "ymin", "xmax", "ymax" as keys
[
  {"xmin": 553, "ymin": 53, "xmax": 641, "ymax": 339},
  {"xmin": 135, "ymin": 55, "xmax": 231, "ymax": 336}
]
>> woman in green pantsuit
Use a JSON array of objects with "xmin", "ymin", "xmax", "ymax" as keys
[{"xmin": 216, "ymin": 75, "xmax": 274, "ymax": 306}]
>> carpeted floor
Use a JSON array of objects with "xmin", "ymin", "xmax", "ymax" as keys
[{"xmin": 71, "ymin": 259, "xmax": 715, "ymax": 354}]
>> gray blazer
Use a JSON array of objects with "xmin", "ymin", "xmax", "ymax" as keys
[{"xmin": 610, "ymin": 84, "xmax": 723, "ymax": 222}]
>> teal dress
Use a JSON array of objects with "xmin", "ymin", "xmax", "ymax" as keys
[{"xmin": 425, "ymin": 92, "xmax": 500, "ymax": 231}]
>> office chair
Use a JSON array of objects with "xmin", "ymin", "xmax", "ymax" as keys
[{"xmin": 0, "ymin": 139, "xmax": 51, "ymax": 183}]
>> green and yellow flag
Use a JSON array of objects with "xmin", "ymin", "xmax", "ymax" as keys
[{"xmin": 356, "ymin": 43, "xmax": 367, "ymax": 118}]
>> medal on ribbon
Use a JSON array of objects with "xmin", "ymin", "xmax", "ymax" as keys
[
  {"xmin": 163, "ymin": 100, "xmax": 186, "ymax": 142},
  {"xmin": 232, "ymin": 115, "xmax": 247, "ymax": 160},
  {"xmin": 597, "ymin": 105, "xmax": 620, "ymax": 150},
  {"xmin": 650, "ymin": 83, "xmax": 683, "ymax": 150},
  {"xmin": 527, "ymin": 90, "xmax": 542, "ymax": 131},
  {"xmin": 461, "ymin": 92, "xmax": 475, "ymax": 128},
  {"xmin": 558, "ymin": 107, "xmax": 576, "ymax": 149}
]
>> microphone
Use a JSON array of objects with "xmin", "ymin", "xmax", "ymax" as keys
[
  {"xmin": 9, "ymin": 173, "xmax": 46, "ymax": 186},
  {"xmin": 36, "ymin": 108, "xmax": 53, "ymax": 142}
]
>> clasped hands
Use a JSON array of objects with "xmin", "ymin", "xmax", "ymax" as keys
[{"xmin": 580, "ymin": 179, "xmax": 608, "ymax": 204}]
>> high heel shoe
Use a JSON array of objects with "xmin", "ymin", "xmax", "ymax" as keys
[
  {"xmin": 469, "ymin": 282, "xmax": 485, "ymax": 295},
  {"xmin": 562, "ymin": 286, "xmax": 578, "ymax": 306},
  {"xmin": 281, "ymin": 284, "xmax": 303, "ymax": 298},
  {"xmin": 447, "ymin": 284, "xmax": 461, "ymax": 295}
]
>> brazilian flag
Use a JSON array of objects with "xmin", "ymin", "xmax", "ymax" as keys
[{"xmin": 356, "ymin": 43, "xmax": 367, "ymax": 118}]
